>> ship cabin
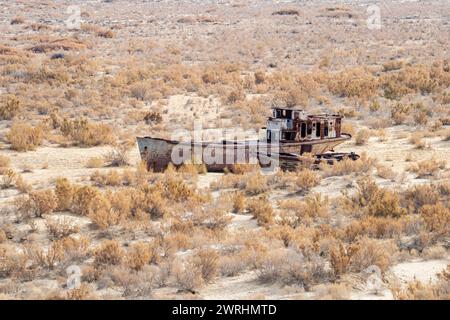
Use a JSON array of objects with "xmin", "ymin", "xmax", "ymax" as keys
[{"xmin": 266, "ymin": 107, "xmax": 342, "ymax": 143}]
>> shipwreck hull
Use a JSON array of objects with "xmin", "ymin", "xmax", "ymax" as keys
[{"xmin": 137, "ymin": 134, "xmax": 351, "ymax": 172}]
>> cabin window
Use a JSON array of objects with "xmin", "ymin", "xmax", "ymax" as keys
[
  {"xmin": 286, "ymin": 110, "xmax": 292, "ymax": 119},
  {"xmin": 324, "ymin": 126, "xmax": 329, "ymax": 136},
  {"xmin": 294, "ymin": 112, "xmax": 299, "ymax": 118},
  {"xmin": 307, "ymin": 122, "xmax": 312, "ymax": 135},
  {"xmin": 301, "ymin": 123, "xmax": 307, "ymax": 138},
  {"xmin": 316, "ymin": 122, "xmax": 321, "ymax": 137},
  {"xmin": 267, "ymin": 130, "xmax": 271, "ymax": 142}
]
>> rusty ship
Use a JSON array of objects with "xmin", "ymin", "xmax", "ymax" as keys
[{"xmin": 137, "ymin": 107, "xmax": 358, "ymax": 172}]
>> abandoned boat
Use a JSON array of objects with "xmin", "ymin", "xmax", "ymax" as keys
[{"xmin": 137, "ymin": 107, "xmax": 357, "ymax": 172}]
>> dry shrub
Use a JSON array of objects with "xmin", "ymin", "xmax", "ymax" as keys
[
  {"xmin": 219, "ymin": 252, "xmax": 251, "ymax": 277},
  {"xmin": 232, "ymin": 191, "xmax": 246, "ymax": 213},
  {"xmin": 7, "ymin": 122, "xmax": 45, "ymax": 151},
  {"xmin": 55, "ymin": 178, "xmax": 74, "ymax": 211},
  {"xmin": 1, "ymin": 169, "xmax": 16, "ymax": 189},
  {"xmin": 404, "ymin": 184, "xmax": 441, "ymax": 212},
  {"xmin": 390, "ymin": 103, "xmax": 410, "ymax": 124},
  {"xmin": 143, "ymin": 111, "xmax": 162, "ymax": 125},
  {"xmin": 172, "ymin": 259, "xmax": 204, "ymax": 293},
  {"xmin": 419, "ymin": 203, "xmax": 449, "ymax": 236},
  {"xmin": 320, "ymin": 152, "xmax": 374, "ymax": 177},
  {"xmin": 93, "ymin": 240, "xmax": 124, "ymax": 268},
  {"xmin": 14, "ymin": 174, "xmax": 31, "ymax": 193},
  {"xmin": 86, "ymin": 157, "xmax": 104, "ymax": 168},
  {"xmin": 193, "ymin": 249, "xmax": 219, "ymax": 283},
  {"xmin": 376, "ymin": 164, "xmax": 397, "ymax": 181},
  {"xmin": 247, "ymin": 197, "xmax": 274, "ymax": 226},
  {"xmin": 28, "ymin": 37, "xmax": 86, "ymax": 53},
  {"xmin": 331, "ymin": 238, "xmax": 395, "ymax": 276},
  {"xmin": 244, "ymin": 172, "xmax": 268, "ymax": 195},
  {"xmin": 393, "ymin": 266, "xmax": 450, "ymax": 300},
  {"xmin": 11, "ymin": 16, "xmax": 25, "ymax": 25},
  {"xmin": 342, "ymin": 177, "xmax": 406, "ymax": 218},
  {"xmin": 15, "ymin": 189, "xmax": 57, "ymax": 218},
  {"xmin": 409, "ymin": 133, "xmax": 427, "ymax": 149},
  {"xmin": 0, "ymin": 95, "xmax": 21, "ymax": 120},
  {"xmin": 104, "ymin": 145, "xmax": 130, "ymax": 167},
  {"xmin": 71, "ymin": 185, "xmax": 101, "ymax": 215},
  {"xmin": 60, "ymin": 118, "xmax": 114, "ymax": 147},
  {"xmin": 66, "ymin": 283, "xmax": 97, "ymax": 300},
  {"xmin": 293, "ymin": 169, "xmax": 321, "ymax": 192},
  {"xmin": 257, "ymin": 248, "xmax": 329, "ymax": 290},
  {"xmin": 328, "ymin": 68, "xmax": 378, "ymax": 99},
  {"xmin": 408, "ymin": 158, "xmax": 446, "ymax": 178},
  {"xmin": 0, "ymin": 245, "xmax": 28, "ymax": 278},
  {"xmin": 355, "ymin": 129, "xmax": 370, "ymax": 145},
  {"xmin": 341, "ymin": 123, "xmax": 355, "ymax": 137},
  {"xmin": 97, "ymin": 29, "xmax": 114, "ymax": 38},
  {"xmin": 126, "ymin": 242, "xmax": 155, "ymax": 271},
  {"xmin": 0, "ymin": 155, "xmax": 10, "ymax": 171},
  {"xmin": 383, "ymin": 60, "xmax": 404, "ymax": 72},
  {"xmin": 343, "ymin": 216, "xmax": 403, "ymax": 241},
  {"xmin": 46, "ymin": 217, "xmax": 80, "ymax": 240}
]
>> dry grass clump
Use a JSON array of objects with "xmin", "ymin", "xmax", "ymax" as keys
[
  {"xmin": 54, "ymin": 178, "xmax": 75, "ymax": 211},
  {"xmin": 391, "ymin": 103, "xmax": 410, "ymax": 125},
  {"xmin": 355, "ymin": 129, "xmax": 370, "ymax": 145},
  {"xmin": 172, "ymin": 258, "xmax": 204, "ymax": 293},
  {"xmin": 7, "ymin": 122, "xmax": 46, "ymax": 151},
  {"xmin": 247, "ymin": 197, "xmax": 274, "ymax": 226},
  {"xmin": 104, "ymin": 145, "xmax": 130, "ymax": 167},
  {"xmin": 328, "ymin": 68, "xmax": 378, "ymax": 99},
  {"xmin": 93, "ymin": 240, "xmax": 124, "ymax": 268},
  {"xmin": 46, "ymin": 217, "xmax": 80, "ymax": 240},
  {"xmin": 244, "ymin": 172, "xmax": 269, "ymax": 195},
  {"xmin": 126, "ymin": 242, "xmax": 158, "ymax": 271},
  {"xmin": 0, "ymin": 95, "xmax": 21, "ymax": 120},
  {"xmin": 392, "ymin": 265, "xmax": 450, "ymax": 300},
  {"xmin": 342, "ymin": 177, "xmax": 406, "ymax": 218},
  {"xmin": 0, "ymin": 156, "xmax": 10, "ymax": 171},
  {"xmin": 10, "ymin": 16, "xmax": 25, "ymax": 25},
  {"xmin": 27, "ymin": 37, "xmax": 86, "ymax": 53},
  {"xmin": 409, "ymin": 133, "xmax": 427, "ymax": 149},
  {"xmin": 15, "ymin": 189, "xmax": 58, "ymax": 219},
  {"xmin": 330, "ymin": 238, "xmax": 395, "ymax": 277},
  {"xmin": 376, "ymin": 164, "xmax": 397, "ymax": 181},
  {"xmin": 60, "ymin": 118, "xmax": 115, "ymax": 147},
  {"xmin": 407, "ymin": 158, "xmax": 446, "ymax": 178},
  {"xmin": 232, "ymin": 191, "xmax": 246, "ymax": 213},
  {"xmin": 257, "ymin": 248, "xmax": 330, "ymax": 290},
  {"xmin": 320, "ymin": 152, "xmax": 375, "ymax": 177},
  {"xmin": 419, "ymin": 203, "xmax": 449, "ymax": 236},
  {"xmin": 1, "ymin": 170, "xmax": 16, "ymax": 190},
  {"xmin": 86, "ymin": 157, "xmax": 104, "ymax": 168}
]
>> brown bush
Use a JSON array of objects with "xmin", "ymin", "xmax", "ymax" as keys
[
  {"xmin": 419, "ymin": 203, "xmax": 449, "ymax": 235},
  {"xmin": 257, "ymin": 248, "xmax": 329, "ymax": 289},
  {"xmin": 247, "ymin": 197, "xmax": 274, "ymax": 226},
  {"xmin": 320, "ymin": 152, "xmax": 374, "ymax": 177},
  {"xmin": 126, "ymin": 242, "xmax": 153, "ymax": 271},
  {"xmin": 0, "ymin": 155, "xmax": 10, "ymax": 170},
  {"xmin": 16, "ymin": 189, "xmax": 57, "ymax": 218},
  {"xmin": 408, "ymin": 158, "xmax": 446, "ymax": 178},
  {"xmin": 294, "ymin": 169, "xmax": 321, "ymax": 192},
  {"xmin": 86, "ymin": 157, "xmax": 104, "ymax": 168},
  {"xmin": 46, "ymin": 217, "xmax": 80, "ymax": 240},
  {"xmin": 71, "ymin": 185, "xmax": 101, "ymax": 215},
  {"xmin": 0, "ymin": 95, "xmax": 21, "ymax": 120},
  {"xmin": 1, "ymin": 169, "xmax": 16, "ymax": 189},
  {"xmin": 244, "ymin": 172, "xmax": 269, "ymax": 195},
  {"xmin": 328, "ymin": 68, "xmax": 378, "ymax": 99},
  {"xmin": 104, "ymin": 145, "xmax": 130, "ymax": 167},
  {"xmin": 172, "ymin": 259, "xmax": 204, "ymax": 293},
  {"xmin": 60, "ymin": 118, "xmax": 114, "ymax": 147},
  {"xmin": 55, "ymin": 178, "xmax": 75, "ymax": 211},
  {"xmin": 232, "ymin": 191, "xmax": 246, "ymax": 213},
  {"xmin": 93, "ymin": 240, "xmax": 124, "ymax": 268},
  {"xmin": 355, "ymin": 129, "xmax": 370, "ymax": 145},
  {"xmin": 409, "ymin": 133, "xmax": 427, "ymax": 149},
  {"xmin": 7, "ymin": 122, "xmax": 45, "ymax": 151},
  {"xmin": 193, "ymin": 249, "xmax": 219, "ymax": 283}
]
